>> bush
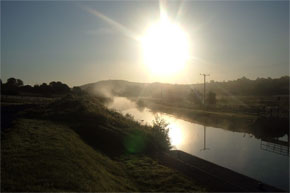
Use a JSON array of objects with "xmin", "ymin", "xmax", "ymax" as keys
[{"xmin": 151, "ymin": 115, "xmax": 171, "ymax": 152}]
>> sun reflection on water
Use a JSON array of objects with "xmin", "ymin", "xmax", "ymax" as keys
[{"xmin": 168, "ymin": 122, "xmax": 184, "ymax": 148}]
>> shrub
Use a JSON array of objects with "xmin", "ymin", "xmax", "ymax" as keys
[{"xmin": 151, "ymin": 115, "xmax": 171, "ymax": 152}]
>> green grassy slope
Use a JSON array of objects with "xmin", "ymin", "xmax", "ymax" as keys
[
  {"xmin": 1, "ymin": 119, "xmax": 137, "ymax": 192},
  {"xmin": 120, "ymin": 155, "xmax": 204, "ymax": 192},
  {"xmin": 21, "ymin": 95, "xmax": 172, "ymax": 155},
  {"xmin": 1, "ymin": 95, "xmax": 204, "ymax": 192}
]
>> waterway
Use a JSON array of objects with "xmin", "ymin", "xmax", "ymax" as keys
[{"xmin": 108, "ymin": 97, "xmax": 289, "ymax": 191}]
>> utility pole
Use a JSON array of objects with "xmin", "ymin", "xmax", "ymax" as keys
[{"xmin": 200, "ymin": 73, "xmax": 210, "ymax": 105}]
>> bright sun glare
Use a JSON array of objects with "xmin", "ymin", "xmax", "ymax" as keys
[
  {"xmin": 142, "ymin": 15, "xmax": 190, "ymax": 76},
  {"xmin": 168, "ymin": 123, "xmax": 183, "ymax": 147}
]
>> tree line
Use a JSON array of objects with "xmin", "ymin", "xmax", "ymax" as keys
[
  {"xmin": 188, "ymin": 89, "xmax": 216, "ymax": 106},
  {"xmin": 1, "ymin": 77, "xmax": 83, "ymax": 96},
  {"xmin": 204, "ymin": 76, "xmax": 289, "ymax": 96}
]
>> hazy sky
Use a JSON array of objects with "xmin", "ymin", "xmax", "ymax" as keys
[{"xmin": 1, "ymin": 1, "xmax": 289, "ymax": 86}]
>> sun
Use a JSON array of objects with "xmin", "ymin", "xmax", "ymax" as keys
[{"xmin": 141, "ymin": 16, "xmax": 190, "ymax": 76}]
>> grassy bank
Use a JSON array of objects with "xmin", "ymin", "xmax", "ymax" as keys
[
  {"xmin": 2, "ymin": 119, "xmax": 136, "ymax": 192},
  {"xmin": 1, "ymin": 95, "xmax": 204, "ymax": 192},
  {"xmin": 133, "ymin": 97, "xmax": 289, "ymax": 138},
  {"xmin": 136, "ymin": 97, "xmax": 255, "ymax": 129}
]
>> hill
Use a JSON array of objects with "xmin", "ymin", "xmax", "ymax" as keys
[
  {"xmin": 81, "ymin": 77, "xmax": 289, "ymax": 119},
  {"xmin": 81, "ymin": 76, "xmax": 289, "ymax": 99},
  {"xmin": 81, "ymin": 79, "xmax": 190, "ymax": 99}
]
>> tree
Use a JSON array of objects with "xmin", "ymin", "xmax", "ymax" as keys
[
  {"xmin": 72, "ymin": 86, "xmax": 83, "ymax": 95},
  {"xmin": 39, "ymin": 83, "xmax": 52, "ymax": 96},
  {"xmin": 33, "ymin": 84, "xmax": 41, "ymax": 93},
  {"xmin": 188, "ymin": 89, "xmax": 202, "ymax": 105},
  {"xmin": 49, "ymin": 81, "xmax": 70, "ymax": 94},
  {"xmin": 5, "ymin": 78, "xmax": 23, "ymax": 87},
  {"xmin": 207, "ymin": 91, "xmax": 217, "ymax": 105},
  {"xmin": 16, "ymin": 79, "xmax": 24, "ymax": 87},
  {"xmin": 6, "ymin": 78, "xmax": 17, "ymax": 87},
  {"xmin": 20, "ymin": 85, "xmax": 33, "ymax": 93},
  {"xmin": 3, "ymin": 77, "xmax": 21, "ymax": 95}
]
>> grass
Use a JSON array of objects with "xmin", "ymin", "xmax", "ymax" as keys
[
  {"xmin": 1, "ymin": 119, "xmax": 137, "ymax": 192},
  {"xmin": 1, "ymin": 95, "xmax": 57, "ymax": 105},
  {"xmin": 120, "ymin": 155, "xmax": 204, "ymax": 192},
  {"xmin": 20, "ymin": 94, "xmax": 172, "ymax": 155},
  {"xmin": 1, "ymin": 95, "xmax": 204, "ymax": 192}
]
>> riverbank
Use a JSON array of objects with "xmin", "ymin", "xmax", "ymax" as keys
[
  {"xmin": 132, "ymin": 97, "xmax": 289, "ymax": 137},
  {"xmin": 106, "ymin": 96, "xmax": 288, "ymax": 190},
  {"xmin": 2, "ymin": 94, "xmax": 287, "ymax": 192},
  {"xmin": 155, "ymin": 150, "xmax": 284, "ymax": 192},
  {"xmin": 1, "ymin": 95, "xmax": 204, "ymax": 192}
]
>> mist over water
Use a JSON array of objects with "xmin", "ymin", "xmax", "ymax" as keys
[
  {"xmin": 107, "ymin": 97, "xmax": 137, "ymax": 111},
  {"xmin": 107, "ymin": 97, "xmax": 289, "ymax": 191}
]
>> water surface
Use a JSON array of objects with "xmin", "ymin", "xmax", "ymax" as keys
[{"xmin": 108, "ymin": 97, "xmax": 289, "ymax": 191}]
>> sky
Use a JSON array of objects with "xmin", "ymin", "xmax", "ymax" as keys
[{"xmin": 1, "ymin": 0, "xmax": 289, "ymax": 86}]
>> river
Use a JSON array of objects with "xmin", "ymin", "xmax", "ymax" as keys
[{"xmin": 108, "ymin": 97, "xmax": 289, "ymax": 191}]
